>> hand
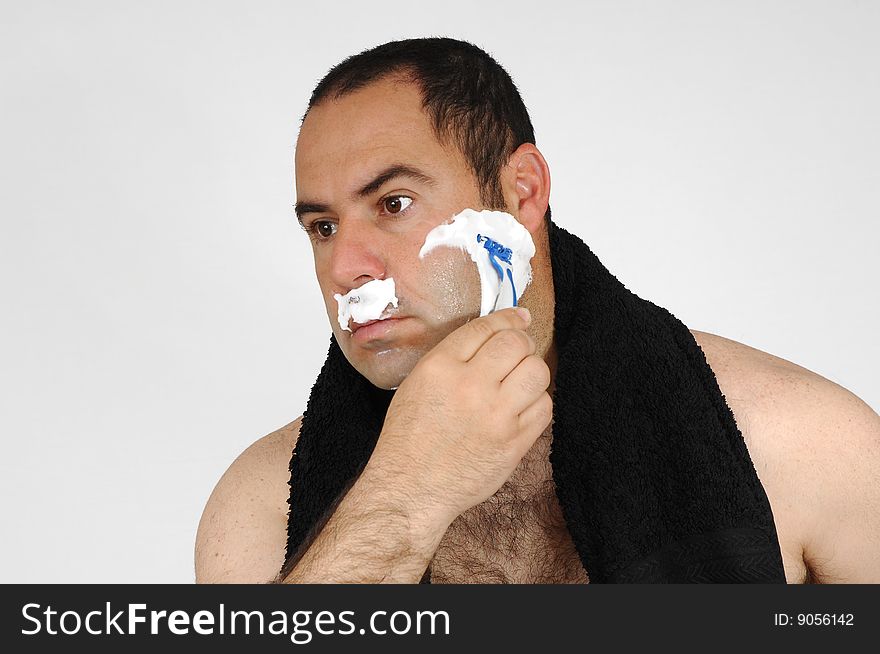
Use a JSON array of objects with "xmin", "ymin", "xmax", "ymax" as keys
[{"xmin": 366, "ymin": 307, "xmax": 553, "ymax": 529}]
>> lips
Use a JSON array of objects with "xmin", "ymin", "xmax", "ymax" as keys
[
  {"xmin": 351, "ymin": 310, "xmax": 401, "ymax": 333},
  {"xmin": 349, "ymin": 315, "xmax": 406, "ymax": 341},
  {"xmin": 351, "ymin": 319, "xmax": 381, "ymax": 332}
]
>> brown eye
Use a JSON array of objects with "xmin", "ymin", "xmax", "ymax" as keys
[
  {"xmin": 383, "ymin": 195, "xmax": 413, "ymax": 214},
  {"xmin": 306, "ymin": 221, "xmax": 336, "ymax": 240}
]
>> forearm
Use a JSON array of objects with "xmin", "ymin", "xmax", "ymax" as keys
[{"xmin": 277, "ymin": 463, "xmax": 450, "ymax": 584}]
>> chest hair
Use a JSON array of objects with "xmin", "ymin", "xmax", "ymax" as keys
[{"xmin": 428, "ymin": 431, "xmax": 589, "ymax": 584}]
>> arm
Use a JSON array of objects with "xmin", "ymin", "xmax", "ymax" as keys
[
  {"xmin": 786, "ymin": 374, "xmax": 880, "ymax": 583},
  {"xmin": 275, "ymin": 461, "xmax": 451, "ymax": 584},
  {"xmin": 194, "ymin": 420, "xmax": 300, "ymax": 584}
]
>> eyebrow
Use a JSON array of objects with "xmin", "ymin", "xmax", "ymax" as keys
[{"xmin": 294, "ymin": 163, "xmax": 437, "ymax": 225}]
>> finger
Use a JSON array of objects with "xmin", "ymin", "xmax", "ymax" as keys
[
  {"xmin": 438, "ymin": 307, "xmax": 531, "ymax": 362},
  {"xmin": 516, "ymin": 391, "xmax": 554, "ymax": 436},
  {"xmin": 469, "ymin": 328, "xmax": 536, "ymax": 384},
  {"xmin": 498, "ymin": 354, "xmax": 551, "ymax": 413}
]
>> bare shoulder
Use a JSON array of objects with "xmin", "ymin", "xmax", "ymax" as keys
[
  {"xmin": 194, "ymin": 416, "xmax": 302, "ymax": 583},
  {"xmin": 691, "ymin": 330, "xmax": 880, "ymax": 583}
]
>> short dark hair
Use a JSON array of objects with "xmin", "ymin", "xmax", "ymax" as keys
[{"xmin": 304, "ymin": 37, "xmax": 551, "ymax": 224}]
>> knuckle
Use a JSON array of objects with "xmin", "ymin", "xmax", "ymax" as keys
[
  {"xmin": 521, "ymin": 366, "xmax": 550, "ymax": 395},
  {"xmin": 520, "ymin": 359, "xmax": 551, "ymax": 394},
  {"xmin": 491, "ymin": 330, "xmax": 520, "ymax": 354},
  {"xmin": 535, "ymin": 357, "xmax": 551, "ymax": 385},
  {"xmin": 537, "ymin": 393, "xmax": 553, "ymax": 422},
  {"xmin": 468, "ymin": 319, "xmax": 497, "ymax": 341},
  {"xmin": 497, "ymin": 329, "xmax": 531, "ymax": 355},
  {"xmin": 519, "ymin": 376, "xmax": 542, "ymax": 395}
]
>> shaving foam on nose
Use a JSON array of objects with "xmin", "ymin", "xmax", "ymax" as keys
[
  {"xmin": 418, "ymin": 209, "xmax": 535, "ymax": 316},
  {"xmin": 333, "ymin": 277, "xmax": 399, "ymax": 332}
]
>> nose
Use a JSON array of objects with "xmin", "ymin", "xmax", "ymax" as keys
[{"xmin": 326, "ymin": 217, "xmax": 389, "ymax": 292}]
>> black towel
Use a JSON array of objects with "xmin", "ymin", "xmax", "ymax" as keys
[{"xmin": 282, "ymin": 218, "xmax": 787, "ymax": 583}]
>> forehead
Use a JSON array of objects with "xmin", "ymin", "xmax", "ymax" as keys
[{"xmin": 294, "ymin": 77, "xmax": 463, "ymax": 195}]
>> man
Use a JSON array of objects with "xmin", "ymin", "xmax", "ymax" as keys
[{"xmin": 195, "ymin": 38, "xmax": 880, "ymax": 584}]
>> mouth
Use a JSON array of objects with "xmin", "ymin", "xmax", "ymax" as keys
[
  {"xmin": 351, "ymin": 308, "xmax": 400, "ymax": 332},
  {"xmin": 351, "ymin": 316, "xmax": 406, "ymax": 342},
  {"xmin": 351, "ymin": 318, "xmax": 382, "ymax": 332}
]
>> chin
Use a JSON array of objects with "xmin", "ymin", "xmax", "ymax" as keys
[
  {"xmin": 373, "ymin": 379, "xmax": 402, "ymax": 391},
  {"xmin": 356, "ymin": 367, "xmax": 406, "ymax": 391},
  {"xmin": 368, "ymin": 359, "xmax": 411, "ymax": 390},
  {"xmin": 350, "ymin": 347, "xmax": 424, "ymax": 391}
]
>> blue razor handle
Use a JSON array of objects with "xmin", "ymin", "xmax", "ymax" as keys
[{"xmin": 477, "ymin": 234, "xmax": 518, "ymax": 306}]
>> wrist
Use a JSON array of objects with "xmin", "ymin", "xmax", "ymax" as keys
[{"xmin": 353, "ymin": 459, "xmax": 454, "ymax": 559}]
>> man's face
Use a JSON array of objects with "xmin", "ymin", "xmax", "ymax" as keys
[{"xmin": 295, "ymin": 76, "xmax": 496, "ymax": 389}]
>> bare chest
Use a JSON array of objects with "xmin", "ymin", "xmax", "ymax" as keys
[
  {"xmin": 428, "ymin": 426, "xmax": 590, "ymax": 584},
  {"xmin": 429, "ymin": 497, "xmax": 590, "ymax": 584}
]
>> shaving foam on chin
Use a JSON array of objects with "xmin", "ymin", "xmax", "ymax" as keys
[
  {"xmin": 418, "ymin": 209, "xmax": 536, "ymax": 316},
  {"xmin": 333, "ymin": 278, "xmax": 399, "ymax": 333}
]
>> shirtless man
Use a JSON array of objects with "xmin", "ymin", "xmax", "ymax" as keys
[{"xmin": 195, "ymin": 39, "xmax": 880, "ymax": 584}]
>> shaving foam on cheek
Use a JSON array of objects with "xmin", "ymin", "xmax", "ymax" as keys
[
  {"xmin": 333, "ymin": 278, "xmax": 399, "ymax": 332},
  {"xmin": 418, "ymin": 209, "xmax": 536, "ymax": 316}
]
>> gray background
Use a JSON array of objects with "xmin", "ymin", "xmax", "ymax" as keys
[{"xmin": 1, "ymin": 0, "xmax": 877, "ymax": 583}]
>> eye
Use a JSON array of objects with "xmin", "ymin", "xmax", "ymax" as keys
[
  {"xmin": 382, "ymin": 195, "xmax": 413, "ymax": 215},
  {"xmin": 304, "ymin": 220, "xmax": 336, "ymax": 241}
]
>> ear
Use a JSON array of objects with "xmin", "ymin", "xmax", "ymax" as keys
[{"xmin": 501, "ymin": 143, "xmax": 551, "ymax": 234}]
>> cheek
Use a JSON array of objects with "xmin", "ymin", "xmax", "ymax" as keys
[{"xmin": 416, "ymin": 249, "xmax": 482, "ymax": 321}]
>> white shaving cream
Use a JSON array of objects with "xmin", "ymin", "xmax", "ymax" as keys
[
  {"xmin": 419, "ymin": 209, "xmax": 535, "ymax": 316},
  {"xmin": 333, "ymin": 277, "xmax": 399, "ymax": 333}
]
